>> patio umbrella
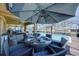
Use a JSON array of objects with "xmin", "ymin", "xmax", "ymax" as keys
[
  {"xmin": 25, "ymin": 3, "xmax": 78, "ymax": 24},
  {"xmin": 10, "ymin": 3, "xmax": 79, "ymax": 33},
  {"xmin": 10, "ymin": 3, "xmax": 53, "ymax": 32}
]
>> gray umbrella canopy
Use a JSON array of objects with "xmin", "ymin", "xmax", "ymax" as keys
[
  {"xmin": 24, "ymin": 3, "xmax": 79, "ymax": 24},
  {"xmin": 9, "ymin": 3, "xmax": 79, "ymax": 24},
  {"xmin": 9, "ymin": 3, "xmax": 53, "ymax": 20}
]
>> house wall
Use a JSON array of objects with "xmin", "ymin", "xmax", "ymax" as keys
[
  {"xmin": 0, "ymin": 16, "xmax": 6, "ymax": 35},
  {"xmin": 0, "ymin": 3, "xmax": 6, "ymax": 9},
  {"xmin": 0, "ymin": 4, "xmax": 7, "ymax": 35}
]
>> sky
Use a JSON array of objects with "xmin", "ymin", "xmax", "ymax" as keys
[
  {"xmin": 63, "ymin": 6, "xmax": 79, "ymax": 25},
  {"xmin": 75, "ymin": 6, "xmax": 79, "ymax": 16}
]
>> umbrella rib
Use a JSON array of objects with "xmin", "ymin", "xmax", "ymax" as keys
[
  {"xmin": 48, "ymin": 11, "xmax": 74, "ymax": 16},
  {"xmin": 11, "ymin": 10, "xmax": 40, "ymax": 13},
  {"xmin": 11, "ymin": 4, "xmax": 56, "ymax": 13},
  {"xmin": 46, "ymin": 3, "xmax": 78, "ymax": 16},
  {"xmin": 35, "ymin": 3, "xmax": 43, "ymax": 10},
  {"xmin": 25, "ymin": 12, "xmax": 39, "ymax": 21},
  {"xmin": 47, "ymin": 13, "xmax": 58, "ymax": 23},
  {"xmin": 45, "ymin": 3, "xmax": 56, "ymax": 9},
  {"xmin": 36, "ymin": 15, "xmax": 41, "ymax": 23}
]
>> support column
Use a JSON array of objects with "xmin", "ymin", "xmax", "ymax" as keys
[
  {"xmin": 24, "ymin": 23, "xmax": 27, "ymax": 32},
  {"xmin": 0, "ymin": 16, "xmax": 6, "ymax": 35},
  {"xmin": 51, "ymin": 24, "xmax": 52, "ymax": 35},
  {"xmin": 33, "ymin": 23, "xmax": 37, "ymax": 33}
]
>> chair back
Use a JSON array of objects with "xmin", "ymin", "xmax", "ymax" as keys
[
  {"xmin": 60, "ymin": 37, "xmax": 68, "ymax": 48},
  {"xmin": 46, "ymin": 34, "xmax": 52, "ymax": 38}
]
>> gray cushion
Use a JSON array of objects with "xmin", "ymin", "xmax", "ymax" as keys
[
  {"xmin": 33, "ymin": 51, "xmax": 49, "ymax": 56},
  {"xmin": 16, "ymin": 34, "xmax": 24, "ymax": 41}
]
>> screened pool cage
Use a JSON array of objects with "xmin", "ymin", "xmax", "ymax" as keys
[{"xmin": 25, "ymin": 22, "xmax": 78, "ymax": 36}]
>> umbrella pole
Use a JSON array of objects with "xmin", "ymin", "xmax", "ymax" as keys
[
  {"xmin": 77, "ymin": 24, "xmax": 79, "ymax": 35},
  {"xmin": 45, "ymin": 25, "xmax": 47, "ymax": 33},
  {"xmin": 51, "ymin": 24, "xmax": 55, "ymax": 35},
  {"xmin": 24, "ymin": 23, "xmax": 27, "ymax": 32},
  {"xmin": 33, "ymin": 23, "xmax": 37, "ymax": 33},
  {"xmin": 51, "ymin": 24, "xmax": 52, "ymax": 35},
  {"xmin": 14, "ymin": 24, "xmax": 16, "ymax": 31}
]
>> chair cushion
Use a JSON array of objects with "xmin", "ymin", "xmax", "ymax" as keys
[
  {"xmin": 10, "ymin": 46, "xmax": 32, "ymax": 56},
  {"xmin": 60, "ymin": 37, "xmax": 68, "ymax": 47},
  {"xmin": 52, "ymin": 48, "xmax": 67, "ymax": 56},
  {"xmin": 10, "ymin": 47, "xmax": 32, "ymax": 56},
  {"xmin": 33, "ymin": 51, "xmax": 49, "ymax": 56},
  {"xmin": 10, "ymin": 44, "xmax": 25, "ymax": 53},
  {"xmin": 16, "ymin": 34, "xmax": 24, "ymax": 41},
  {"xmin": 49, "ymin": 45, "xmax": 67, "ymax": 56}
]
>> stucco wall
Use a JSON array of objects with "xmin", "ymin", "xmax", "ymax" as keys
[
  {"xmin": 0, "ymin": 16, "xmax": 6, "ymax": 35},
  {"xmin": 0, "ymin": 3, "xmax": 6, "ymax": 9}
]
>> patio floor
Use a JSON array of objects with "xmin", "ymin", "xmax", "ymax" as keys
[{"xmin": 67, "ymin": 35, "xmax": 79, "ymax": 56}]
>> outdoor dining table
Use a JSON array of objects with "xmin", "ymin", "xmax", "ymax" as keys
[{"xmin": 24, "ymin": 36, "xmax": 52, "ymax": 50}]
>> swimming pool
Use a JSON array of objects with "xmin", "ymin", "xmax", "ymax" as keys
[{"xmin": 40, "ymin": 33, "xmax": 71, "ymax": 43}]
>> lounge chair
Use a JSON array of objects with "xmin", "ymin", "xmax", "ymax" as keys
[
  {"xmin": 33, "ymin": 45, "xmax": 67, "ymax": 56},
  {"xmin": 2, "ymin": 36, "xmax": 32, "ymax": 56},
  {"xmin": 49, "ymin": 46, "xmax": 67, "ymax": 56},
  {"xmin": 32, "ymin": 46, "xmax": 54, "ymax": 56},
  {"xmin": 46, "ymin": 34, "xmax": 52, "ymax": 38},
  {"xmin": 50, "ymin": 37, "xmax": 68, "ymax": 48},
  {"xmin": 11, "ymin": 33, "xmax": 28, "ymax": 45}
]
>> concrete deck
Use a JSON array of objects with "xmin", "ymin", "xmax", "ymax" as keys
[{"xmin": 67, "ymin": 36, "xmax": 79, "ymax": 56}]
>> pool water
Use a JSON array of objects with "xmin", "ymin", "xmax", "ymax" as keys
[{"xmin": 40, "ymin": 32, "xmax": 71, "ymax": 43}]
